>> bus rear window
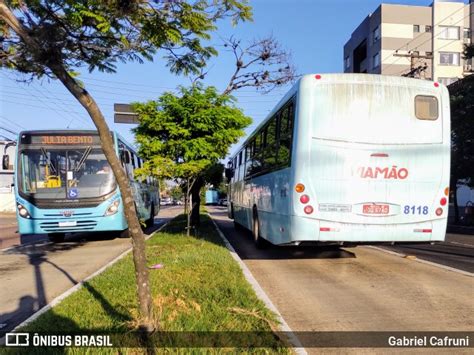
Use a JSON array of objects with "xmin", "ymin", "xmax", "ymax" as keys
[{"xmin": 415, "ymin": 95, "xmax": 438, "ymax": 120}]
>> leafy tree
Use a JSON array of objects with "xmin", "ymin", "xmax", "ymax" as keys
[
  {"xmin": 133, "ymin": 85, "xmax": 251, "ymax": 235},
  {"xmin": 448, "ymin": 75, "xmax": 474, "ymax": 223},
  {"xmin": 170, "ymin": 185, "xmax": 184, "ymax": 202},
  {"xmin": 0, "ymin": 0, "xmax": 251, "ymax": 330}
]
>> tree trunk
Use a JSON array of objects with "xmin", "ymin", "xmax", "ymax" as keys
[
  {"xmin": 0, "ymin": 1, "xmax": 156, "ymax": 329},
  {"xmin": 53, "ymin": 65, "xmax": 154, "ymax": 331},
  {"xmin": 190, "ymin": 179, "xmax": 204, "ymax": 228}
]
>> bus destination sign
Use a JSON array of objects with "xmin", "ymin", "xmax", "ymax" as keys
[{"xmin": 21, "ymin": 134, "xmax": 101, "ymax": 145}]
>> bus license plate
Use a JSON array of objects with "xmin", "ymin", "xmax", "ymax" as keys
[
  {"xmin": 59, "ymin": 221, "xmax": 77, "ymax": 227},
  {"xmin": 363, "ymin": 204, "xmax": 389, "ymax": 215}
]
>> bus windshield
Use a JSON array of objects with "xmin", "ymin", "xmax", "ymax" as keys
[{"xmin": 19, "ymin": 147, "xmax": 116, "ymax": 200}]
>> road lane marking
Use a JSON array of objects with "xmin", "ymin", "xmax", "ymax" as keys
[
  {"xmin": 209, "ymin": 216, "xmax": 307, "ymax": 355},
  {"xmin": 366, "ymin": 246, "xmax": 474, "ymax": 277}
]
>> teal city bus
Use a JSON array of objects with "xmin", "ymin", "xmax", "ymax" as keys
[
  {"xmin": 227, "ymin": 74, "xmax": 450, "ymax": 248},
  {"xmin": 11, "ymin": 130, "xmax": 159, "ymax": 242}
]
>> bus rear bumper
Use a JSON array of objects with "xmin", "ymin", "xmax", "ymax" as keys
[{"xmin": 288, "ymin": 216, "xmax": 447, "ymax": 244}]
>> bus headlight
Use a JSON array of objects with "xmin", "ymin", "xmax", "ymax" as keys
[
  {"xmin": 17, "ymin": 203, "xmax": 32, "ymax": 219},
  {"xmin": 105, "ymin": 199, "xmax": 120, "ymax": 216}
]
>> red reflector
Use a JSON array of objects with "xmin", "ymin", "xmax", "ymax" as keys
[
  {"xmin": 434, "ymin": 82, "xmax": 439, "ymax": 87},
  {"xmin": 370, "ymin": 153, "xmax": 389, "ymax": 157},
  {"xmin": 304, "ymin": 205, "xmax": 314, "ymax": 214},
  {"xmin": 315, "ymin": 74, "xmax": 322, "ymax": 80},
  {"xmin": 440, "ymin": 197, "xmax": 447, "ymax": 206},
  {"xmin": 300, "ymin": 194, "xmax": 310, "ymax": 204},
  {"xmin": 414, "ymin": 229, "xmax": 432, "ymax": 233},
  {"xmin": 320, "ymin": 227, "xmax": 340, "ymax": 232},
  {"xmin": 436, "ymin": 208, "xmax": 443, "ymax": 216}
]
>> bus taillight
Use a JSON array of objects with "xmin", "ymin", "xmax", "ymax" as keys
[
  {"xmin": 440, "ymin": 197, "xmax": 447, "ymax": 206},
  {"xmin": 295, "ymin": 183, "xmax": 305, "ymax": 193},
  {"xmin": 300, "ymin": 195, "xmax": 310, "ymax": 204},
  {"xmin": 444, "ymin": 187, "xmax": 449, "ymax": 196},
  {"xmin": 435, "ymin": 208, "xmax": 443, "ymax": 216},
  {"xmin": 304, "ymin": 205, "xmax": 314, "ymax": 214}
]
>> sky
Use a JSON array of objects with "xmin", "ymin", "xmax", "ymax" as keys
[{"xmin": 0, "ymin": 0, "xmax": 447, "ymax": 158}]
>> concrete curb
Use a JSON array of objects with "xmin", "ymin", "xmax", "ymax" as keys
[
  {"xmin": 209, "ymin": 218, "xmax": 307, "ymax": 355},
  {"xmin": 1, "ymin": 220, "xmax": 171, "ymax": 343},
  {"xmin": 366, "ymin": 246, "xmax": 474, "ymax": 277}
]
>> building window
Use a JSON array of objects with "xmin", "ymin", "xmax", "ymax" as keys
[
  {"xmin": 413, "ymin": 25, "xmax": 420, "ymax": 33},
  {"xmin": 372, "ymin": 52, "xmax": 380, "ymax": 69},
  {"xmin": 344, "ymin": 56, "xmax": 350, "ymax": 69},
  {"xmin": 439, "ymin": 52, "xmax": 460, "ymax": 66},
  {"xmin": 464, "ymin": 28, "xmax": 471, "ymax": 40},
  {"xmin": 425, "ymin": 25, "xmax": 432, "ymax": 33},
  {"xmin": 438, "ymin": 77, "xmax": 458, "ymax": 86},
  {"xmin": 439, "ymin": 26, "xmax": 459, "ymax": 40},
  {"xmin": 372, "ymin": 25, "xmax": 381, "ymax": 43}
]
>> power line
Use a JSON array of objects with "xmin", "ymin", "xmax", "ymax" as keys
[
  {"xmin": 0, "ymin": 126, "xmax": 18, "ymax": 136},
  {"xmin": 393, "ymin": 10, "xmax": 474, "ymax": 77},
  {"xmin": 0, "ymin": 115, "xmax": 27, "ymax": 130},
  {"xmin": 380, "ymin": 4, "xmax": 468, "ymax": 71},
  {"xmin": 0, "ymin": 71, "xmax": 92, "ymax": 128}
]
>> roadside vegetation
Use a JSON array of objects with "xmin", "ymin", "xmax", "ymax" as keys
[{"xmin": 10, "ymin": 213, "xmax": 290, "ymax": 354}]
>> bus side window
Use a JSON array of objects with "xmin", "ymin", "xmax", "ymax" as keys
[
  {"xmin": 233, "ymin": 156, "xmax": 238, "ymax": 182},
  {"xmin": 278, "ymin": 102, "xmax": 294, "ymax": 167},
  {"xmin": 263, "ymin": 116, "xmax": 278, "ymax": 171}
]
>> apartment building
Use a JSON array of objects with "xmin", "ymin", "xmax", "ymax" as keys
[{"xmin": 344, "ymin": 0, "xmax": 473, "ymax": 85}]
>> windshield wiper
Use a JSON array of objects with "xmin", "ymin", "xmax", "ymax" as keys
[{"xmin": 75, "ymin": 146, "xmax": 92, "ymax": 172}]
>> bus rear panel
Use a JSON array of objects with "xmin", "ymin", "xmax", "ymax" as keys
[{"xmin": 230, "ymin": 74, "xmax": 450, "ymax": 246}]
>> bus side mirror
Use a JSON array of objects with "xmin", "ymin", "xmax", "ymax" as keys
[
  {"xmin": 225, "ymin": 168, "xmax": 234, "ymax": 181},
  {"xmin": 2, "ymin": 155, "xmax": 9, "ymax": 170}
]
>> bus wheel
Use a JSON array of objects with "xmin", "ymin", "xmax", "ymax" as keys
[
  {"xmin": 234, "ymin": 220, "xmax": 243, "ymax": 231},
  {"xmin": 252, "ymin": 211, "xmax": 267, "ymax": 249},
  {"xmin": 48, "ymin": 233, "xmax": 65, "ymax": 243},
  {"xmin": 145, "ymin": 204, "xmax": 155, "ymax": 228},
  {"xmin": 119, "ymin": 229, "xmax": 130, "ymax": 238},
  {"xmin": 229, "ymin": 203, "xmax": 234, "ymax": 219}
]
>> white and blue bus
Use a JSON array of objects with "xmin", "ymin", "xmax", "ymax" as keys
[
  {"xmin": 227, "ymin": 74, "xmax": 450, "ymax": 248},
  {"xmin": 10, "ymin": 130, "xmax": 159, "ymax": 242}
]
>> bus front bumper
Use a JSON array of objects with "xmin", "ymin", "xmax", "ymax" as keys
[{"xmin": 17, "ymin": 212, "xmax": 128, "ymax": 235}]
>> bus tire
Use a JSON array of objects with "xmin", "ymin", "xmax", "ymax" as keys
[
  {"xmin": 229, "ymin": 203, "xmax": 234, "ymax": 219},
  {"xmin": 145, "ymin": 204, "xmax": 155, "ymax": 228},
  {"xmin": 48, "ymin": 233, "xmax": 65, "ymax": 243},
  {"xmin": 234, "ymin": 220, "xmax": 243, "ymax": 231},
  {"xmin": 119, "ymin": 229, "xmax": 130, "ymax": 238},
  {"xmin": 252, "ymin": 210, "xmax": 268, "ymax": 249}
]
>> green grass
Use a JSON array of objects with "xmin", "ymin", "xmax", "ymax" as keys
[{"xmin": 6, "ymin": 213, "xmax": 291, "ymax": 354}]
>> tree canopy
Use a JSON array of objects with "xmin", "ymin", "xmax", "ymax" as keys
[
  {"xmin": 0, "ymin": 0, "xmax": 252, "ymax": 78},
  {"xmin": 133, "ymin": 84, "xmax": 251, "ymax": 180}
]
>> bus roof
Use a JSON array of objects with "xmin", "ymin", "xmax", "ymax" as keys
[{"xmin": 231, "ymin": 73, "xmax": 447, "ymax": 158}]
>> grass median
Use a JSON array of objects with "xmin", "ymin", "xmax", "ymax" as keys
[{"xmin": 9, "ymin": 212, "xmax": 290, "ymax": 353}]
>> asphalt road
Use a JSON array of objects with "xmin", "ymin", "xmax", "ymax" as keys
[
  {"xmin": 0, "ymin": 206, "xmax": 182, "ymax": 337},
  {"xmin": 384, "ymin": 233, "xmax": 474, "ymax": 273},
  {"xmin": 208, "ymin": 206, "xmax": 474, "ymax": 351}
]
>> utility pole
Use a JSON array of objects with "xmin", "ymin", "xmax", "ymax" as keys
[{"xmin": 393, "ymin": 51, "xmax": 433, "ymax": 79}]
